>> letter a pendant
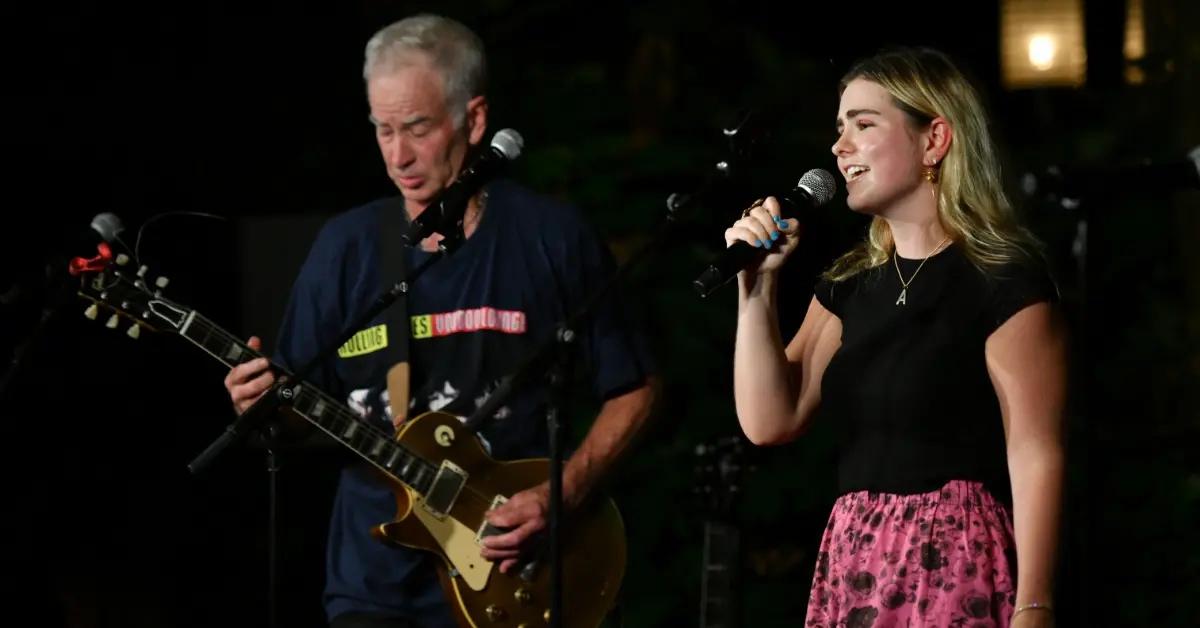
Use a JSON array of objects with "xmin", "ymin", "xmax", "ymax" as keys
[{"xmin": 895, "ymin": 288, "xmax": 907, "ymax": 305}]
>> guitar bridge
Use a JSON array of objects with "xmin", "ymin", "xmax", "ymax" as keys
[
  {"xmin": 475, "ymin": 495, "xmax": 508, "ymax": 544},
  {"xmin": 475, "ymin": 495, "xmax": 541, "ymax": 582}
]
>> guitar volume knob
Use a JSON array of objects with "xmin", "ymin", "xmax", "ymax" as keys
[
  {"xmin": 484, "ymin": 604, "xmax": 506, "ymax": 622},
  {"xmin": 514, "ymin": 587, "xmax": 532, "ymax": 605}
]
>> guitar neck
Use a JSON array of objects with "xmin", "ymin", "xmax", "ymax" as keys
[
  {"xmin": 177, "ymin": 309, "xmax": 438, "ymax": 493},
  {"xmin": 699, "ymin": 520, "xmax": 740, "ymax": 628}
]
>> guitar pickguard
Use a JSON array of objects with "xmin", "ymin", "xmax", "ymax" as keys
[
  {"xmin": 410, "ymin": 494, "xmax": 489, "ymax": 593},
  {"xmin": 411, "ymin": 492, "xmax": 494, "ymax": 591}
]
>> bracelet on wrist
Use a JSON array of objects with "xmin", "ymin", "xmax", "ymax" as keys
[{"xmin": 1012, "ymin": 601, "xmax": 1053, "ymax": 620}]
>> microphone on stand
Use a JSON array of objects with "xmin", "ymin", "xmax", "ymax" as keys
[
  {"xmin": 693, "ymin": 168, "xmax": 837, "ymax": 298},
  {"xmin": 89, "ymin": 212, "xmax": 126, "ymax": 243},
  {"xmin": 403, "ymin": 129, "xmax": 524, "ymax": 246},
  {"xmin": 0, "ymin": 212, "xmax": 128, "ymax": 307},
  {"xmin": 68, "ymin": 213, "xmax": 127, "ymax": 277}
]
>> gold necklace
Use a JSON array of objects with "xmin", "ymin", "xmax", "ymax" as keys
[{"xmin": 893, "ymin": 236, "xmax": 949, "ymax": 305}]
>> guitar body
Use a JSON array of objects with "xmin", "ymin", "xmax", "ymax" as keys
[{"xmin": 371, "ymin": 411, "xmax": 626, "ymax": 627}]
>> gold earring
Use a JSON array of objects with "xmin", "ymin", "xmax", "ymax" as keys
[{"xmin": 922, "ymin": 165, "xmax": 939, "ymax": 184}]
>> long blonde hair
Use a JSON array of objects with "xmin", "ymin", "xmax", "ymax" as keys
[{"xmin": 823, "ymin": 47, "xmax": 1042, "ymax": 282}]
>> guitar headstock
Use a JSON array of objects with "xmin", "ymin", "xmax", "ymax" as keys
[
  {"xmin": 70, "ymin": 243, "xmax": 188, "ymax": 340},
  {"xmin": 693, "ymin": 435, "xmax": 751, "ymax": 520}
]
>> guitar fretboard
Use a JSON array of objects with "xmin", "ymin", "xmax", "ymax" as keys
[{"xmin": 180, "ymin": 311, "xmax": 437, "ymax": 493}]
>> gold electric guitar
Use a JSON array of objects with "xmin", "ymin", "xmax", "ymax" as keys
[{"xmin": 70, "ymin": 245, "xmax": 625, "ymax": 627}]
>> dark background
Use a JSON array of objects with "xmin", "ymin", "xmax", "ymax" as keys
[{"xmin": 3, "ymin": 1, "xmax": 1197, "ymax": 626}]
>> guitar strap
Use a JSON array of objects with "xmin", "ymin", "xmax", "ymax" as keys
[{"xmin": 378, "ymin": 197, "xmax": 412, "ymax": 429}]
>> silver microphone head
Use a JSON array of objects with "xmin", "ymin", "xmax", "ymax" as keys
[
  {"xmin": 90, "ymin": 212, "xmax": 125, "ymax": 242},
  {"xmin": 796, "ymin": 168, "xmax": 837, "ymax": 205},
  {"xmin": 491, "ymin": 128, "xmax": 524, "ymax": 160}
]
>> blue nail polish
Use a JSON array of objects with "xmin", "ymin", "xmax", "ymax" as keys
[
  {"xmin": 770, "ymin": 231, "xmax": 779, "ymax": 241},
  {"xmin": 773, "ymin": 215, "xmax": 786, "ymax": 226},
  {"xmin": 755, "ymin": 239, "xmax": 764, "ymax": 248},
  {"xmin": 777, "ymin": 218, "xmax": 789, "ymax": 229}
]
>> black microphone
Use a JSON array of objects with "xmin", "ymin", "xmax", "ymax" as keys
[
  {"xmin": 693, "ymin": 168, "xmax": 837, "ymax": 298},
  {"xmin": 1021, "ymin": 146, "xmax": 1200, "ymax": 204},
  {"xmin": 402, "ymin": 128, "xmax": 524, "ymax": 245}
]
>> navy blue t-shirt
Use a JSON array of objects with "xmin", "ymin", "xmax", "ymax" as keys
[{"xmin": 273, "ymin": 179, "xmax": 653, "ymax": 624}]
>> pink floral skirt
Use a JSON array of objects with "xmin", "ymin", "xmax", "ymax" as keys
[{"xmin": 805, "ymin": 480, "xmax": 1017, "ymax": 627}]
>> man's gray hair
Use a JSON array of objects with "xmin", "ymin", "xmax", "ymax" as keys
[{"xmin": 363, "ymin": 14, "xmax": 487, "ymax": 124}]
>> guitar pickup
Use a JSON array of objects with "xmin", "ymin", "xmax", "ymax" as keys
[{"xmin": 420, "ymin": 460, "xmax": 467, "ymax": 519}]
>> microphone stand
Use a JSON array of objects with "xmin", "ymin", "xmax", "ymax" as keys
[
  {"xmin": 463, "ymin": 158, "xmax": 736, "ymax": 627},
  {"xmin": 665, "ymin": 108, "xmax": 762, "ymax": 218}
]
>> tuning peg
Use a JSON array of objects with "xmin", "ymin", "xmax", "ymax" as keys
[
  {"xmin": 155, "ymin": 276, "xmax": 170, "ymax": 289},
  {"xmin": 126, "ymin": 325, "xmax": 141, "ymax": 339},
  {"xmin": 116, "ymin": 254, "xmax": 130, "ymax": 266},
  {"xmin": 84, "ymin": 304, "xmax": 99, "ymax": 320},
  {"xmin": 105, "ymin": 314, "xmax": 120, "ymax": 329},
  {"xmin": 137, "ymin": 265, "xmax": 149, "ymax": 278}
]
